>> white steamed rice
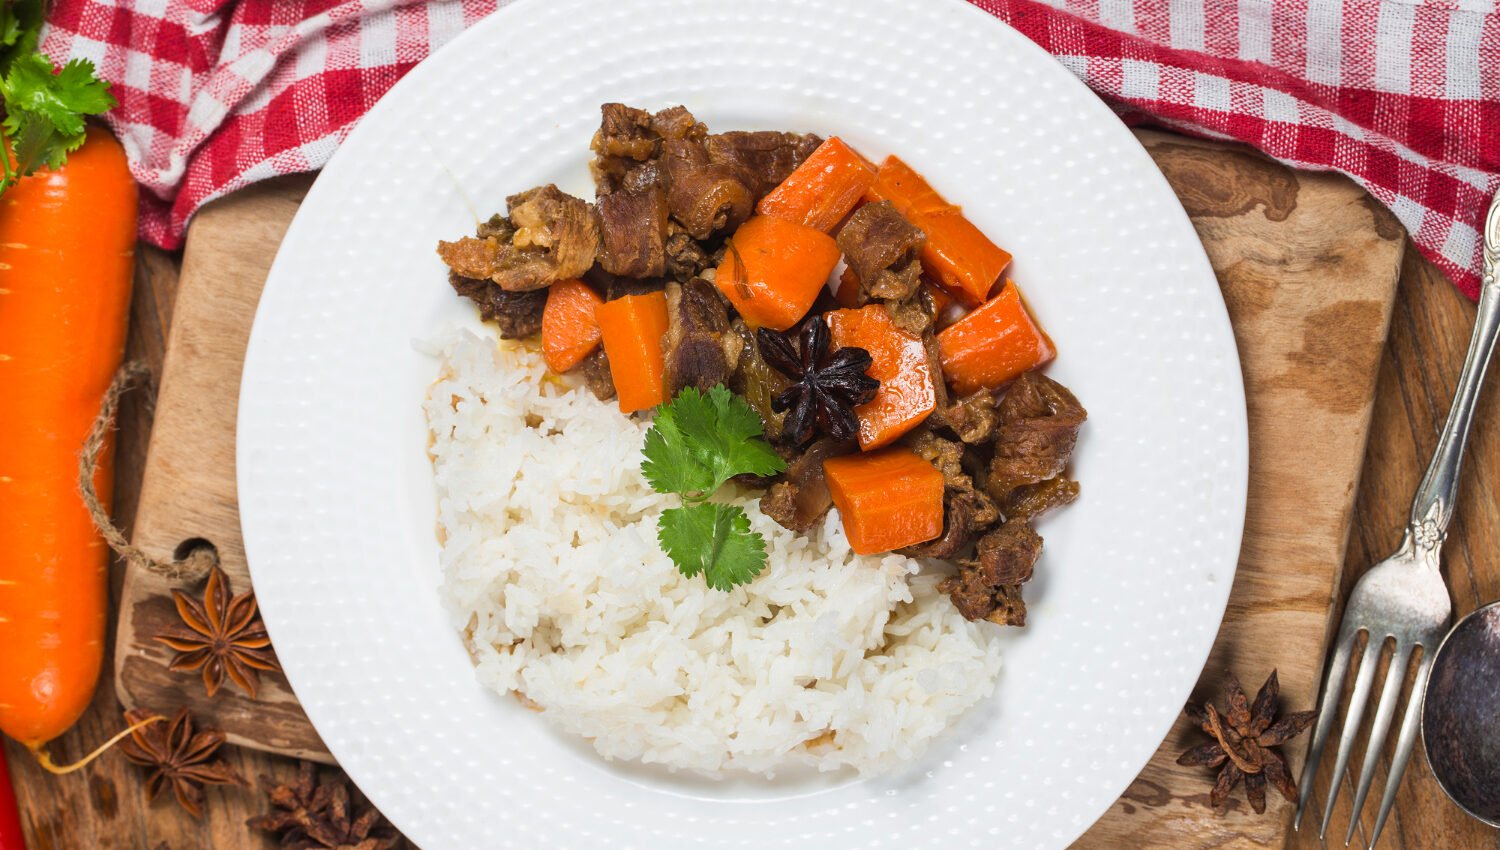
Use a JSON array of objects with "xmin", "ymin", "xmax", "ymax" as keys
[{"xmin": 424, "ymin": 329, "xmax": 1002, "ymax": 776}]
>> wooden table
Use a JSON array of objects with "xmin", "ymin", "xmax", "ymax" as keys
[{"xmin": 6, "ymin": 196, "xmax": 1500, "ymax": 850}]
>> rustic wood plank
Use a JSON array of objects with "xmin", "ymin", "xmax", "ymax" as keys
[
  {"xmin": 1284, "ymin": 249, "xmax": 1500, "ymax": 850},
  {"xmin": 114, "ymin": 175, "xmax": 328, "ymax": 763},
  {"xmin": 1074, "ymin": 132, "xmax": 1404, "ymax": 849}
]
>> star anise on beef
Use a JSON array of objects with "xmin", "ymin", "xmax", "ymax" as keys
[
  {"xmin": 757, "ymin": 320, "xmax": 878, "ymax": 445},
  {"xmin": 118, "ymin": 707, "xmax": 245, "ymax": 818},
  {"xmin": 1177, "ymin": 670, "xmax": 1318, "ymax": 813},
  {"xmin": 248, "ymin": 761, "xmax": 407, "ymax": 850},
  {"xmin": 155, "ymin": 565, "xmax": 281, "ymax": 699}
]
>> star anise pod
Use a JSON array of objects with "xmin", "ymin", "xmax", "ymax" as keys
[
  {"xmin": 1177, "ymin": 669, "xmax": 1318, "ymax": 813},
  {"xmin": 118, "ymin": 707, "xmax": 245, "ymax": 818},
  {"xmin": 249, "ymin": 761, "xmax": 407, "ymax": 850},
  {"xmin": 155, "ymin": 565, "xmax": 281, "ymax": 699},
  {"xmin": 757, "ymin": 320, "xmax": 878, "ymax": 445}
]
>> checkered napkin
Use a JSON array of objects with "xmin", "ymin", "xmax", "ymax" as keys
[{"xmin": 39, "ymin": 0, "xmax": 1500, "ymax": 297}]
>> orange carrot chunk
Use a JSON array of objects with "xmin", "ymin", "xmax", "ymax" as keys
[
  {"xmin": 866, "ymin": 155, "xmax": 1012, "ymax": 307},
  {"xmin": 835, "ymin": 267, "xmax": 863, "ymax": 309},
  {"xmin": 936, "ymin": 280, "xmax": 1055, "ymax": 395},
  {"xmin": 596, "ymin": 292, "xmax": 670, "ymax": 413},
  {"xmin": 825, "ymin": 305, "xmax": 935, "ymax": 450},
  {"xmin": 824, "ymin": 447, "xmax": 945, "ymax": 554},
  {"xmin": 714, "ymin": 215, "xmax": 841, "ymax": 331},
  {"xmin": 757, "ymin": 137, "xmax": 876, "ymax": 232},
  {"xmin": 541, "ymin": 279, "xmax": 605, "ymax": 373}
]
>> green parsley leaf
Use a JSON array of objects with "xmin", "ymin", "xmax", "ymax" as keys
[
  {"xmin": 640, "ymin": 386, "xmax": 786, "ymax": 499},
  {"xmin": 4, "ymin": 54, "xmax": 113, "ymax": 138},
  {"xmin": 1, "ymin": 44, "xmax": 116, "ymax": 191},
  {"xmin": 658, "ymin": 503, "xmax": 768, "ymax": 591}
]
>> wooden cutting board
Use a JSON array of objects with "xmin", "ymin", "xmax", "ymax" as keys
[{"xmin": 113, "ymin": 129, "xmax": 1404, "ymax": 844}]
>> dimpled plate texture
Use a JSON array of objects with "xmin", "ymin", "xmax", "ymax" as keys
[{"xmin": 237, "ymin": 0, "xmax": 1248, "ymax": 847}]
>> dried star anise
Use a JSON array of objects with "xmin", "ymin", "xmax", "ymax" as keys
[
  {"xmin": 155, "ymin": 565, "xmax": 281, "ymax": 699},
  {"xmin": 757, "ymin": 320, "xmax": 878, "ymax": 445},
  {"xmin": 249, "ymin": 761, "xmax": 407, "ymax": 850},
  {"xmin": 118, "ymin": 707, "xmax": 245, "ymax": 818},
  {"xmin": 1177, "ymin": 670, "xmax": 1317, "ymax": 814}
]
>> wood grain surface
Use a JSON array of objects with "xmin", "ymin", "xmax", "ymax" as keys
[{"xmin": 5, "ymin": 134, "xmax": 1497, "ymax": 849}]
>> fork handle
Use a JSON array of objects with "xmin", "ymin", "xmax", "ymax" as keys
[{"xmin": 1406, "ymin": 191, "xmax": 1500, "ymax": 560}]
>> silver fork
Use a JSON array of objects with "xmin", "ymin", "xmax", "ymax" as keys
[{"xmin": 1294, "ymin": 187, "xmax": 1500, "ymax": 846}]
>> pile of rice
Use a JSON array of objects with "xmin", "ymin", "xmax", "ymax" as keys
[{"xmin": 424, "ymin": 330, "xmax": 1002, "ymax": 776}]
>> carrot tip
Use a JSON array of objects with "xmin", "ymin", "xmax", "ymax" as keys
[{"xmin": 28, "ymin": 713, "xmax": 164, "ymax": 776}]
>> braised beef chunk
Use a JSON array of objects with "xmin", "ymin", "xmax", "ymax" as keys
[
  {"xmin": 662, "ymin": 279, "xmax": 738, "ymax": 395},
  {"xmin": 760, "ymin": 438, "xmax": 853, "ymax": 532},
  {"xmin": 706, "ymin": 131, "xmax": 822, "ymax": 198},
  {"xmin": 437, "ymin": 185, "xmax": 600, "ymax": 292},
  {"xmin": 446, "ymin": 272, "xmax": 546, "ymax": 339},
  {"xmin": 577, "ymin": 348, "xmax": 616, "ymax": 402},
  {"xmin": 984, "ymin": 372, "xmax": 1087, "ymax": 501},
  {"xmin": 662, "ymin": 138, "xmax": 755, "ymax": 240},
  {"xmin": 598, "ymin": 186, "xmax": 669, "ymax": 278},
  {"xmin": 883, "ymin": 290, "xmax": 936, "ymax": 337},
  {"xmin": 933, "ymin": 390, "xmax": 999, "ymax": 444},
  {"xmin": 899, "ymin": 429, "xmax": 1000, "ymax": 559},
  {"xmin": 837, "ymin": 201, "xmax": 925, "ymax": 302},
  {"xmin": 650, "ymin": 105, "xmax": 707, "ymax": 142},
  {"xmin": 940, "ymin": 517, "xmax": 1041, "ymax": 624},
  {"xmin": 974, "ymin": 519, "xmax": 1042, "ymax": 585},
  {"xmin": 586, "ymin": 266, "xmax": 666, "ymax": 301},
  {"xmin": 664, "ymin": 220, "xmax": 713, "ymax": 281},
  {"xmin": 1004, "ymin": 476, "xmax": 1080, "ymax": 521},
  {"xmin": 591, "ymin": 104, "xmax": 658, "ymax": 193},
  {"xmin": 729, "ymin": 318, "xmax": 791, "ymax": 441}
]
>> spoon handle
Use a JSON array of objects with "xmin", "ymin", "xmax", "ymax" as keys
[{"xmin": 1406, "ymin": 191, "xmax": 1500, "ymax": 561}]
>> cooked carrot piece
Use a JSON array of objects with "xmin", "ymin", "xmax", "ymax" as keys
[
  {"xmin": 866, "ymin": 155, "xmax": 1012, "ymax": 307},
  {"xmin": 825, "ymin": 305, "xmax": 935, "ymax": 450},
  {"xmin": 835, "ymin": 267, "xmax": 862, "ymax": 309},
  {"xmin": 823, "ymin": 447, "xmax": 945, "ymax": 554},
  {"xmin": 757, "ymin": 137, "xmax": 876, "ymax": 232},
  {"xmin": 541, "ymin": 279, "xmax": 605, "ymax": 373},
  {"xmin": 936, "ymin": 281, "xmax": 1055, "ymax": 395},
  {"xmin": 714, "ymin": 215, "xmax": 841, "ymax": 331},
  {"xmin": 596, "ymin": 292, "xmax": 671, "ymax": 413}
]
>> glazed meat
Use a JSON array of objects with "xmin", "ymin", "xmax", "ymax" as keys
[
  {"xmin": 591, "ymin": 103, "xmax": 659, "ymax": 193},
  {"xmin": 436, "ymin": 185, "xmax": 599, "ymax": 292},
  {"xmin": 577, "ymin": 348, "xmax": 616, "ymax": 402},
  {"xmin": 597, "ymin": 186, "xmax": 669, "ymax": 278},
  {"xmin": 760, "ymin": 438, "xmax": 852, "ymax": 532},
  {"xmin": 662, "ymin": 138, "xmax": 755, "ymax": 240},
  {"xmin": 984, "ymin": 372, "xmax": 1087, "ymax": 501},
  {"xmin": 933, "ymin": 389, "xmax": 999, "ymax": 444},
  {"xmin": 1003, "ymin": 476, "xmax": 1080, "ymax": 521},
  {"xmin": 706, "ymin": 131, "xmax": 822, "ymax": 198},
  {"xmin": 650, "ymin": 105, "xmax": 707, "ymax": 143},
  {"xmin": 939, "ymin": 517, "xmax": 1041, "ymax": 624},
  {"xmin": 446, "ymin": 272, "xmax": 546, "ymax": 339},
  {"xmin": 662, "ymin": 279, "xmax": 739, "ymax": 395},
  {"xmin": 664, "ymin": 220, "xmax": 713, "ymax": 281},
  {"xmin": 837, "ymin": 201, "xmax": 925, "ymax": 302}
]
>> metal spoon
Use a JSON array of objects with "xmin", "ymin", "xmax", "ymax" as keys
[{"xmin": 1422, "ymin": 600, "xmax": 1500, "ymax": 827}]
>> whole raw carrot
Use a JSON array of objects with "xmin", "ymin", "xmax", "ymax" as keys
[{"xmin": 0, "ymin": 126, "xmax": 138, "ymax": 749}]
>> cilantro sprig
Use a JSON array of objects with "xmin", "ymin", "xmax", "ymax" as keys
[
  {"xmin": 641, "ymin": 386, "xmax": 787, "ymax": 591},
  {"xmin": 1, "ymin": 0, "xmax": 116, "ymax": 193}
]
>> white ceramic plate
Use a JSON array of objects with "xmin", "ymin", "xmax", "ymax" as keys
[{"xmin": 238, "ymin": 0, "xmax": 1247, "ymax": 847}]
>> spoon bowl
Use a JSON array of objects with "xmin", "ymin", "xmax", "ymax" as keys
[{"xmin": 1422, "ymin": 600, "xmax": 1500, "ymax": 827}]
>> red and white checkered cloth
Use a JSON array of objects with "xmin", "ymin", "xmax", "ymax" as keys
[{"xmin": 39, "ymin": 0, "xmax": 1500, "ymax": 297}]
